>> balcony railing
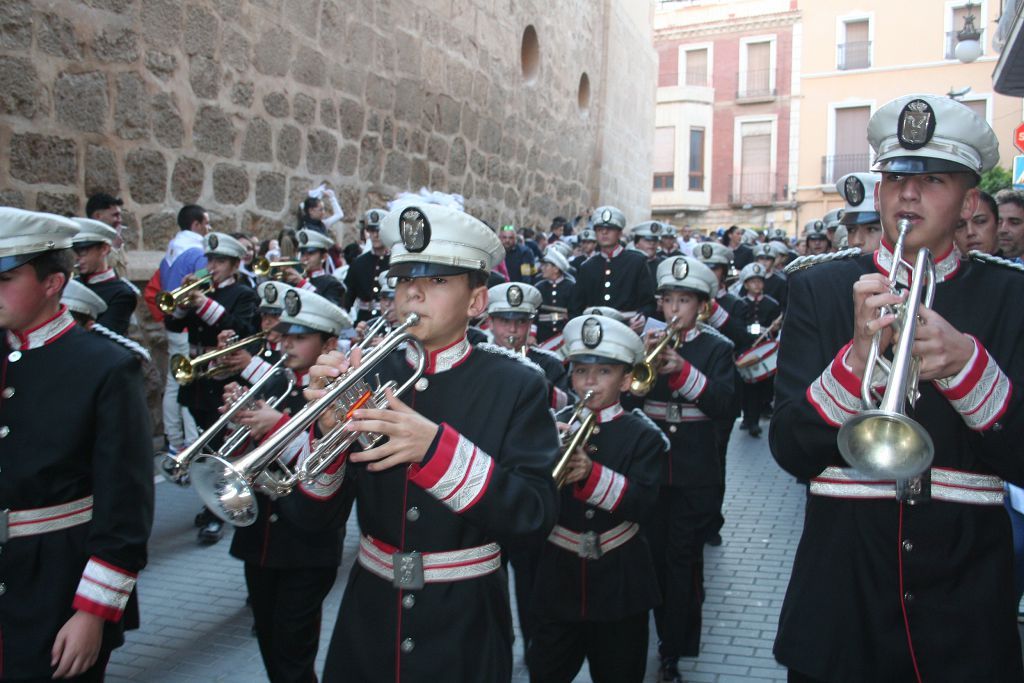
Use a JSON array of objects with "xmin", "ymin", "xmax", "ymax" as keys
[
  {"xmin": 821, "ymin": 153, "xmax": 871, "ymax": 185},
  {"xmin": 945, "ymin": 29, "xmax": 985, "ymax": 59},
  {"xmin": 737, "ymin": 69, "xmax": 775, "ymax": 98},
  {"xmin": 684, "ymin": 67, "xmax": 709, "ymax": 87},
  {"xmin": 837, "ymin": 41, "xmax": 871, "ymax": 70},
  {"xmin": 729, "ymin": 172, "xmax": 780, "ymax": 205}
]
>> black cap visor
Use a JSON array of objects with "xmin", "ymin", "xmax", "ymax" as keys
[
  {"xmin": 873, "ymin": 156, "xmax": 978, "ymax": 176},
  {"xmin": 387, "ymin": 261, "xmax": 477, "ymax": 278},
  {"xmin": 569, "ymin": 354, "xmax": 631, "ymax": 367},
  {"xmin": 0, "ymin": 253, "xmax": 41, "ymax": 274},
  {"xmin": 840, "ymin": 211, "xmax": 881, "ymax": 226}
]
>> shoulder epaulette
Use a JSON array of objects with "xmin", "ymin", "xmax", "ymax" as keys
[
  {"xmin": 476, "ymin": 343, "xmax": 545, "ymax": 376},
  {"xmin": 91, "ymin": 323, "xmax": 151, "ymax": 363},
  {"xmin": 120, "ymin": 277, "xmax": 141, "ymax": 296},
  {"xmin": 968, "ymin": 250, "xmax": 1024, "ymax": 274},
  {"xmin": 630, "ymin": 408, "xmax": 671, "ymax": 452},
  {"xmin": 696, "ymin": 322, "xmax": 735, "ymax": 348},
  {"xmin": 783, "ymin": 248, "xmax": 861, "ymax": 275},
  {"xmin": 529, "ymin": 346, "xmax": 565, "ymax": 363}
]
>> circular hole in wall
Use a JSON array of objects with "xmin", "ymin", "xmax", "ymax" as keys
[
  {"xmin": 521, "ymin": 25, "xmax": 540, "ymax": 83},
  {"xmin": 577, "ymin": 72, "xmax": 591, "ymax": 112}
]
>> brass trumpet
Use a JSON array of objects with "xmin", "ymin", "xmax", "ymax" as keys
[
  {"xmin": 630, "ymin": 317, "xmax": 680, "ymax": 396},
  {"xmin": 836, "ymin": 218, "xmax": 936, "ymax": 480},
  {"xmin": 170, "ymin": 331, "xmax": 268, "ymax": 385},
  {"xmin": 160, "ymin": 357, "xmax": 294, "ymax": 485},
  {"xmin": 189, "ymin": 313, "xmax": 426, "ymax": 526},
  {"xmin": 253, "ymin": 257, "xmax": 303, "ymax": 279},
  {"xmin": 157, "ymin": 274, "xmax": 213, "ymax": 315},
  {"xmin": 552, "ymin": 391, "xmax": 596, "ymax": 488}
]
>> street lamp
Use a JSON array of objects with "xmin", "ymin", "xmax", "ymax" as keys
[{"xmin": 954, "ymin": 3, "xmax": 983, "ymax": 63}]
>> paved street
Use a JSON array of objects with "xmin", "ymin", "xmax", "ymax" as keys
[{"xmin": 107, "ymin": 422, "xmax": 805, "ymax": 682}]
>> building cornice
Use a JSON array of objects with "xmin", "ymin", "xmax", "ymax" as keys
[{"xmin": 655, "ymin": 11, "xmax": 799, "ymax": 42}]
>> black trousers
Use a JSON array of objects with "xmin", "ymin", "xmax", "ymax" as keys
[
  {"xmin": 741, "ymin": 378, "xmax": 773, "ymax": 427},
  {"xmin": 244, "ymin": 563, "xmax": 338, "ymax": 683},
  {"xmin": 506, "ymin": 533, "xmax": 544, "ymax": 652},
  {"xmin": 646, "ymin": 486, "xmax": 717, "ymax": 658},
  {"xmin": 707, "ymin": 418, "xmax": 734, "ymax": 538},
  {"xmin": 6, "ymin": 652, "xmax": 111, "ymax": 683},
  {"xmin": 526, "ymin": 611, "xmax": 649, "ymax": 683}
]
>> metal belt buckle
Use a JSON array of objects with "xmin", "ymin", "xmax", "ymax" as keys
[
  {"xmin": 897, "ymin": 471, "xmax": 931, "ymax": 505},
  {"xmin": 578, "ymin": 531, "xmax": 603, "ymax": 560},
  {"xmin": 0, "ymin": 509, "xmax": 8, "ymax": 544},
  {"xmin": 666, "ymin": 403, "xmax": 682, "ymax": 424},
  {"xmin": 392, "ymin": 552, "xmax": 425, "ymax": 590}
]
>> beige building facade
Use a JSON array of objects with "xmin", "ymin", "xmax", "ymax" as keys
[{"xmin": 794, "ymin": 0, "xmax": 1023, "ymax": 231}]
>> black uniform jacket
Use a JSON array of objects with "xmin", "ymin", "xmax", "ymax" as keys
[
  {"xmin": 569, "ymin": 246, "xmax": 656, "ymax": 318},
  {"xmin": 706, "ymin": 289, "xmax": 754, "ymax": 351},
  {"xmin": 770, "ymin": 247, "xmax": 1024, "ymax": 682},
  {"xmin": 318, "ymin": 338, "xmax": 560, "ymax": 682},
  {"xmin": 642, "ymin": 327, "xmax": 736, "ymax": 488},
  {"xmin": 503, "ymin": 243, "xmax": 538, "ymax": 283},
  {"xmin": 527, "ymin": 347, "xmax": 572, "ymax": 410},
  {"xmin": 344, "ymin": 250, "xmax": 390, "ymax": 317},
  {"xmin": 165, "ymin": 278, "xmax": 260, "ymax": 413},
  {"xmin": 740, "ymin": 294, "xmax": 781, "ymax": 353},
  {"xmin": 535, "ymin": 277, "xmax": 574, "ymax": 344},
  {"xmin": 733, "ymin": 244, "xmax": 754, "ymax": 270},
  {"xmin": 81, "ymin": 269, "xmax": 138, "ymax": 335},
  {"xmin": 300, "ymin": 270, "xmax": 346, "ymax": 307},
  {"xmin": 230, "ymin": 372, "xmax": 350, "ymax": 569},
  {"xmin": 531, "ymin": 405, "xmax": 664, "ymax": 622},
  {"xmin": 764, "ymin": 271, "xmax": 788, "ymax": 309},
  {"xmin": 0, "ymin": 311, "xmax": 153, "ymax": 679}
]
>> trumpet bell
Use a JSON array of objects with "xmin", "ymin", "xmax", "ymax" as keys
[
  {"xmin": 836, "ymin": 409, "xmax": 935, "ymax": 480},
  {"xmin": 170, "ymin": 354, "xmax": 195, "ymax": 384},
  {"xmin": 629, "ymin": 363, "xmax": 656, "ymax": 396},
  {"xmin": 190, "ymin": 454, "xmax": 259, "ymax": 526}
]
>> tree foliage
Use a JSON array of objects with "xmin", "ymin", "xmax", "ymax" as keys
[{"xmin": 979, "ymin": 166, "xmax": 1012, "ymax": 195}]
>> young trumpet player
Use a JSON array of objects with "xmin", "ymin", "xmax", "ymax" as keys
[
  {"xmin": 164, "ymin": 231, "xmax": 260, "ymax": 544},
  {"xmin": 526, "ymin": 315, "xmax": 665, "ymax": 683},
  {"xmin": 304, "ymin": 200, "xmax": 560, "ymax": 682},
  {"xmin": 221, "ymin": 286, "xmax": 353, "ymax": 683},
  {"xmin": 280, "ymin": 228, "xmax": 345, "ymax": 306},
  {"xmin": 773, "ymin": 95, "xmax": 1024, "ymax": 682},
  {"xmin": 70, "ymin": 217, "xmax": 138, "ymax": 335},
  {"xmin": 639, "ymin": 256, "xmax": 736, "ymax": 683}
]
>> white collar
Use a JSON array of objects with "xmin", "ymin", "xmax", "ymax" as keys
[
  {"xmin": 600, "ymin": 245, "xmax": 624, "ymax": 261},
  {"xmin": 84, "ymin": 269, "xmax": 116, "ymax": 285},
  {"xmin": 405, "ymin": 336, "xmax": 473, "ymax": 375},
  {"xmin": 5, "ymin": 306, "xmax": 76, "ymax": 351},
  {"xmin": 582, "ymin": 403, "xmax": 625, "ymax": 424},
  {"xmin": 307, "ymin": 269, "xmax": 326, "ymax": 279},
  {"xmin": 874, "ymin": 239, "xmax": 960, "ymax": 287},
  {"xmin": 214, "ymin": 276, "xmax": 236, "ymax": 290},
  {"xmin": 680, "ymin": 327, "xmax": 700, "ymax": 343}
]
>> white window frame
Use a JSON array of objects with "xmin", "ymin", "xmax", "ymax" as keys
[
  {"xmin": 835, "ymin": 12, "xmax": 874, "ymax": 70},
  {"xmin": 826, "ymin": 99, "xmax": 875, "ymax": 189},
  {"xmin": 732, "ymin": 114, "xmax": 778, "ymax": 198},
  {"xmin": 944, "ymin": 0, "xmax": 988, "ymax": 60},
  {"xmin": 738, "ymin": 35, "xmax": 777, "ymax": 97},
  {"xmin": 959, "ymin": 93, "xmax": 993, "ymax": 124},
  {"xmin": 677, "ymin": 41, "xmax": 714, "ymax": 88}
]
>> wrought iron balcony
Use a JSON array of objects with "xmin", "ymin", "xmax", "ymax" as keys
[
  {"xmin": 821, "ymin": 153, "xmax": 871, "ymax": 185},
  {"xmin": 837, "ymin": 41, "xmax": 871, "ymax": 70},
  {"xmin": 737, "ymin": 69, "xmax": 775, "ymax": 99},
  {"xmin": 729, "ymin": 172, "xmax": 780, "ymax": 205}
]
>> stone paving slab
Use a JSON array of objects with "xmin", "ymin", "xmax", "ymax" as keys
[{"xmin": 108, "ymin": 423, "xmax": 803, "ymax": 682}]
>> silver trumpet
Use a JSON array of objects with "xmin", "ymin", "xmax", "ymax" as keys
[
  {"xmin": 160, "ymin": 357, "xmax": 295, "ymax": 486},
  {"xmin": 836, "ymin": 218, "xmax": 937, "ymax": 480},
  {"xmin": 189, "ymin": 313, "xmax": 426, "ymax": 526}
]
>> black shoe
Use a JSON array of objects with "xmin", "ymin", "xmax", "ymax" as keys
[
  {"xmin": 197, "ymin": 519, "xmax": 223, "ymax": 544},
  {"xmin": 194, "ymin": 507, "xmax": 214, "ymax": 528},
  {"xmin": 749, "ymin": 424, "xmax": 762, "ymax": 437},
  {"xmin": 659, "ymin": 657, "xmax": 682, "ymax": 682},
  {"xmin": 706, "ymin": 532, "xmax": 723, "ymax": 547},
  {"xmin": 738, "ymin": 422, "xmax": 749, "ymax": 431}
]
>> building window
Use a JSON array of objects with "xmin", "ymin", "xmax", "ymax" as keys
[
  {"xmin": 684, "ymin": 48, "xmax": 708, "ymax": 86},
  {"xmin": 654, "ymin": 127, "xmax": 675, "ymax": 191},
  {"xmin": 739, "ymin": 39, "xmax": 775, "ymax": 98},
  {"xmin": 658, "ymin": 46, "xmax": 679, "ymax": 88},
  {"xmin": 961, "ymin": 98, "xmax": 988, "ymax": 121},
  {"xmin": 822, "ymin": 105, "xmax": 871, "ymax": 184},
  {"xmin": 688, "ymin": 128, "xmax": 705, "ymax": 191},
  {"xmin": 732, "ymin": 120, "xmax": 775, "ymax": 204},
  {"xmin": 946, "ymin": 4, "xmax": 985, "ymax": 59},
  {"xmin": 838, "ymin": 19, "xmax": 871, "ymax": 69}
]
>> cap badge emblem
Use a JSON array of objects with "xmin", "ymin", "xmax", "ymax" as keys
[
  {"xmin": 582, "ymin": 317, "xmax": 603, "ymax": 349},
  {"xmin": 897, "ymin": 98, "xmax": 936, "ymax": 150},
  {"xmin": 263, "ymin": 284, "xmax": 278, "ymax": 304},
  {"xmin": 507, "ymin": 285, "xmax": 523, "ymax": 307},
  {"xmin": 207, "ymin": 234, "xmax": 219, "ymax": 250},
  {"xmin": 284, "ymin": 290, "xmax": 301, "ymax": 317},
  {"xmin": 298, "ymin": 231, "xmax": 309, "ymax": 245},
  {"xmin": 671, "ymin": 257, "xmax": 689, "ymax": 280},
  {"xmin": 601, "ymin": 209, "xmax": 612, "ymax": 223},
  {"xmin": 651, "ymin": 223, "xmax": 661, "ymax": 235},
  {"xmin": 844, "ymin": 176, "xmax": 865, "ymax": 206},
  {"xmin": 399, "ymin": 208, "xmax": 430, "ymax": 253},
  {"xmin": 369, "ymin": 210, "xmax": 379, "ymax": 224},
  {"xmin": 700, "ymin": 243, "xmax": 713, "ymax": 260}
]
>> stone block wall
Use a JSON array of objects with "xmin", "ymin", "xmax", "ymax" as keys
[{"xmin": 0, "ymin": 0, "xmax": 656, "ymax": 251}]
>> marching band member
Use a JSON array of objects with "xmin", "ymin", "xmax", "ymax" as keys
[
  {"xmin": 304, "ymin": 201, "xmax": 560, "ymax": 682},
  {"xmin": 217, "ymin": 281, "xmax": 295, "ymax": 387},
  {"xmin": 224, "ymin": 286, "xmax": 353, "ymax": 683},
  {"xmin": 772, "ymin": 94, "xmax": 1024, "ymax": 682},
  {"xmin": 165, "ymin": 231, "xmax": 260, "ymax": 544},
  {"xmin": 659, "ymin": 224, "xmax": 682, "ymax": 258},
  {"xmin": 803, "ymin": 220, "xmax": 831, "ymax": 255},
  {"xmin": 280, "ymin": 228, "xmax": 345, "ymax": 306},
  {"xmin": 736, "ymin": 263, "xmax": 781, "ymax": 438},
  {"xmin": 70, "ymin": 218, "xmax": 138, "ymax": 335},
  {"xmin": 570, "ymin": 228, "xmax": 597, "ymax": 272},
  {"xmin": 639, "ymin": 256, "xmax": 736, "ymax": 683},
  {"xmin": 0, "ymin": 208, "xmax": 153, "ymax": 681},
  {"xmin": 527, "ymin": 315, "xmax": 665, "ymax": 683},
  {"xmin": 631, "ymin": 221, "xmax": 666, "ymax": 282},
  {"xmin": 836, "ymin": 172, "xmax": 884, "ymax": 254},
  {"xmin": 755, "ymin": 243, "xmax": 788, "ymax": 309},
  {"xmin": 344, "ymin": 209, "xmax": 390, "ymax": 322},
  {"xmin": 569, "ymin": 207, "xmax": 656, "ymax": 331},
  {"xmin": 535, "ymin": 248, "xmax": 575, "ymax": 349},
  {"xmin": 62, "ymin": 279, "xmax": 151, "ymax": 364}
]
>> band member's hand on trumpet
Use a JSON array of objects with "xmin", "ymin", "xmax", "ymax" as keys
[{"xmin": 554, "ymin": 421, "xmax": 594, "ymax": 486}]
